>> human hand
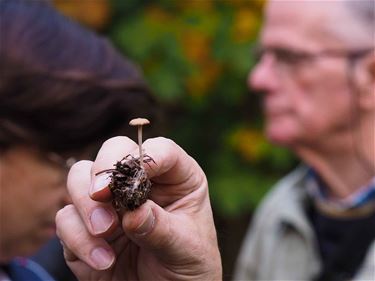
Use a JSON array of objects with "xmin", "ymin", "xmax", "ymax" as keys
[{"xmin": 55, "ymin": 136, "xmax": 222, "ymax": 281}]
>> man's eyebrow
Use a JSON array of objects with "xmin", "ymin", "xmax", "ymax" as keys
[{"xmin": 255, "ymin": 45, "xmax": 309, "ymax": 54}]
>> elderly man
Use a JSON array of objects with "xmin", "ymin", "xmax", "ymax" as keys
[
  {"xmin": 234, "ymin": 0, "xmax": 374, "ymax": 280},
  {"xmin": 56, "ymin": 0, "xmax": 374, "ymax": 280}
]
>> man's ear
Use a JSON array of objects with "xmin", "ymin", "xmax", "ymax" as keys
[{"xmin": 357, "ymin": 53, "xmax": 375, "ymax": 111}]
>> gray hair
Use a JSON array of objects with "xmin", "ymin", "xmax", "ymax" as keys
[{"xmin": 344, "ymin": 0, "xmax": 374, "ymax": 43}]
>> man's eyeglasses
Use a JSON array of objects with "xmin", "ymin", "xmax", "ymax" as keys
[
  {"xmin": 46, "ymin": 152, "xmax": 77, "ymax": 171},
  {"xmin": 253, "ymin": 45, "xmax": 374, "ymax": 68}
]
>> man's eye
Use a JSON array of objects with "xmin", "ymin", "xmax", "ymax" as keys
[
  {"xmin": 275, "ymin": 50, "xmax": 304, "ymax": 64},
  {"xmin": 252, "ymin": 45, "xmax": 265, "ymax": 62}
]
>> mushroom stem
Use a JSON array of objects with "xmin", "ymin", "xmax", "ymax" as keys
[
  {"xmin": 138, "ymin": 125, "xmax": 143, "ymax": 166},
  {"xmin": 129, "ymin": 118, "xmax": 150, "ymax": 168}
]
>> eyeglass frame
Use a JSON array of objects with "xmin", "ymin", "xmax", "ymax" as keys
[
  {"xmin": 46, "ymin": 152, "xmax": 77, "ymax": 170},
  {"xmin": 251, "ymin": 44, "xmax": 375, "ymax": 176},
  {"xmin": 252, "ymin": 45, "xmax": 374, "ymax": 71}
]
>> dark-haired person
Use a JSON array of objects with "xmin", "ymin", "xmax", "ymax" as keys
[
  {"xmin": 0, "ymin": 0, "xmax": 161, "ymax": 280},
  {"xmin": 56, "ymin": 0, "xmax": 374, "ymax": 280}
]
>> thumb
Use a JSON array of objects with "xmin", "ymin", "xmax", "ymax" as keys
[{"xmin": 122, "ymin": 200, "xmax": 190, "ymax": 262}]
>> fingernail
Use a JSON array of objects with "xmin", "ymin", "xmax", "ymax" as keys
[
  {"xmin": 135, "ymin": 207, "xmax": 155, "ymax": 236},
  {"xmin": 91, "ymin": 174, "xmax": 111, "ymax": 194},
  {"xmin": 91, "ymin": 247, "xmax": 114, "ymax": 270},
  {"xmin": 90, "ymin": 208, "xmax": 113, "ymax": 234}
]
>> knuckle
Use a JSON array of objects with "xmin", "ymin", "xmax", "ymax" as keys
[
  {"xmin": 68, "ymin": 233, "xmax": 85, "ymax": 252},
  {"xmin": 56, "ymin": 204, "xmax": 75, "ymax": 223},
  {"xmin": 101, "ymin": 136, "xmax": 133, "ymax": 148},
  {"xmin": 55, "ymin": 204, "xmax": 76, "ymax": 237},
  {"xmin": 153, "ymin": 137, "xmax": 176, "ymax": 148},
  {"xmin": 146, "ymin": 137, "xmax": 176, "ymax": 149},
  {"xmin": 69, "ymin": 160, "xmax": 92, "ymax": 174},
  {"xmin": 55, "ymin": 208, "xmax": 91, "ymax": 254},
  {"xmin": 67, "ymin": 160, "xmax": 92, "ymax": 188},
  {"xmin": 149, "ymin": 137, "xmax": 178, "ymax": 160}
]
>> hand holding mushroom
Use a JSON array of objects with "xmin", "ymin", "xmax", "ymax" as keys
[{"xmin": 55, "ymin": 128, "xmax": 222, "ymax": 281}]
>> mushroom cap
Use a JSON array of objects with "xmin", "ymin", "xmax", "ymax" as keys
[{"xmin": 129, "ymin": 118, "xmax": 150, "ymax": 126}]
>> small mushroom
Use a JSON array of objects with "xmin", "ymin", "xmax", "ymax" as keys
[{"xmin": 129, "ymin": 118, "xmax": 150, "ymax": 166}]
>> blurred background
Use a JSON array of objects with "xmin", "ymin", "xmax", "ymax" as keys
[{"xmin": 52, "ymin": 0, "xmax": 297, "ymax": 279}]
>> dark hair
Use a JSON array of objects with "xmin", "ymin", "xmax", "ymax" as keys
[{"xmin": 0, "ymin": 0, "xmax": 161, "ymax": 157}]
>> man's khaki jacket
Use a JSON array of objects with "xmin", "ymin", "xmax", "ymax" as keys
[{"xmin": 233, "ymin": 166, "xmax": 375, "ymax": 281}]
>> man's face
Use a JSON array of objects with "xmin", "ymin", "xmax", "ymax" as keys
[
  {"xmin": 250, "ymin": 1, "xmax": 355, "ymax": 148},
  {"xmin": 0, "ymin": 147, "xmax": 71, "ymax": 262}
]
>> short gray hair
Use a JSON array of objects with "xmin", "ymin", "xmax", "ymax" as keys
[{"xmin": 344, "ymin": 0, "xmax": 374, "ymax": 41}]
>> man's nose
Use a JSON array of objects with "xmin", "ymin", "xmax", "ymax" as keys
[{"xmin": 247, "ymin": 56, "xmax": 279, "ymax": 93}]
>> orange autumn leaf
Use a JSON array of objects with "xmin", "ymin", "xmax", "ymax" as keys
[
  {"xmin": 231, "ymin": 8, "xmax": 258, "ymax": 43},
  {"xmin": 186, "ymin": 62, "xmax": 221, "ymax": 98},
  {"xmin": 230, "ymin": 128, "xmax": 267, "ymax": 162},
  {"xmin": 53, "ymin": 0, "xmax": 111, "ymax": 31},
  {"xmin": 181, "ymin": 30, "xmax": 211, "ymax": 63}
]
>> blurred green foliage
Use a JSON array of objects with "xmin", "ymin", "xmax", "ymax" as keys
[{"xmin": 55, "ymin": 0, "xmax": 298, "ymax": 217}]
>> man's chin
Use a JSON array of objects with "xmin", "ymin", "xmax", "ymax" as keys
[{"xmin": 266, "ymin": 128, "xmax": 297, "ymax": 148}]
